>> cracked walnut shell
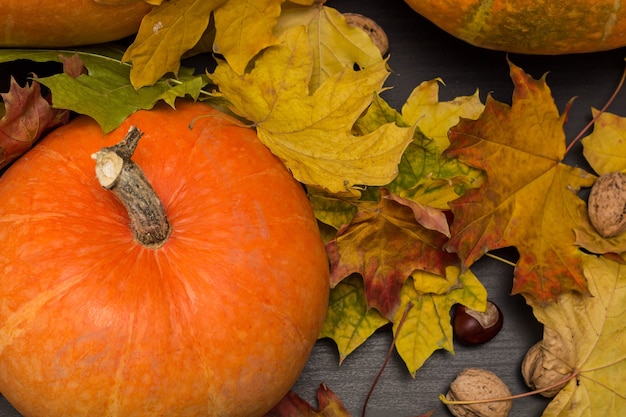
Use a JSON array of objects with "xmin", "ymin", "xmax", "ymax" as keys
[
  {"xmin": 445, "ymin": 368, "xmax": 512, "ymax": 417},
  {"xmin": 588, "ymin": 171, "xmax": 626, "ymax": 237},
  {"xmin": 521, "ymin": 328, "xmax": 573, "ymax": 398}
]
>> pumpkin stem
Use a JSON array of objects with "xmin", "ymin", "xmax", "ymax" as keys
[{"xmin": 92, "ymin": 126, "xmax": 171, "ymax": 248}]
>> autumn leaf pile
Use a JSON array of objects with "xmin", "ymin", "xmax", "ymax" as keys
[{"xmin": 1, "ymin": 1, "xmax": 626, "ymax": 416}]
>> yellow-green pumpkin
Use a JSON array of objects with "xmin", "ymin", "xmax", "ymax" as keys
[{"xmin": 404, "ymin": 0, "xmax": 626, "ymax": 54}]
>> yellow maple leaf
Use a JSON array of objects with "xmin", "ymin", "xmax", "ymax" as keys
[
  {"xmin": 211, "ymin": 25, "xmax": 414, "ymax": 194},
  {"xmin": 582, "ymin": 109, "xmax": 626, "ymax": 174},
  {"xmin": 393, "ymin": 267, "xmax": 487, "ymax": 376},
  {"xmin": 526, "ymin": 254, "xmax": 626, "ymax": 417},
  {"xmin": 123, "ymin": 0, "xmax": 225, "ymax": 89},
  {"xmin": 575, "ymin": 110, "xmax": 626, "ymax": 255},
  {"xmin": 320, "ymin": 266, "xmax": 486, "ymax": 374},
  {"xmin": 402, "ymin": 78, "xmax": 484, "ymax": 151},
  {"xmin": 275, "ymin": 3, "xmax": 383, "ymax": 91},
  {"xmin": 213, "ymin": 0, "xmax": 296, "ymax": 75}
]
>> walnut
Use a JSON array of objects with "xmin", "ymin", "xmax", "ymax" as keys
[
  {"xmin": 343, "ymin": 13, "xmax": 389, "ymax": 55},
  {"xmin": 445, "ymin": 368, "xmax": 512, "ymax": 417},
  {"xmin": 521, "ymin": 329, "xmax": 574, "ymax": 397},
  {"xmin": 588, "ymin": 171, "xmax": 626, "ymax": 237}
]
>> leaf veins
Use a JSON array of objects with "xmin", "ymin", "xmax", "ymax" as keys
[{"xmin": 444, "ymin": 60, "xmax": 595, "ymax": 303}]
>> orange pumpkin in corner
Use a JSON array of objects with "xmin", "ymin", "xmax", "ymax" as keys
[
  {"xmin": 403, "ymin": 0, "xmax": 626, "ymax": 54},
  {"xmin": 0, "ymin": 101, "xmax": 330, "ymax": 417},
  {"xmin": 0, "ymin": 0, "xmax": 153, "ymax": 47}
]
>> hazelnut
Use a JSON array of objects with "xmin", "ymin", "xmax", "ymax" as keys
[
  {"xmin": 521, "ymin": 329, "xmax": 573, "ymax": 397},
  {"xmin": 343, "ymin": 13, "xmax": 389, "ymax": 55},
  {"xmin": 587, "ymin": 171, "xmax": 626, "ymax": 237},
  {"xmin": 453, "ymin": 301, "xmax": 503, "ymax": 345},
  {"xmin": 445, "ymin": 368, "xmax": 512, "ymax": 417}
]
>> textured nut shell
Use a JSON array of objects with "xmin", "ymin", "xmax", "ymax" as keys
[
  {"xmin": 465, "ymin": 301, "xmax": 501, "ymax": 329},
  {"xmin": 522, "ymin": 329, "xmax": 574, "ymax": 397},
  {"xmin": 445, "ymin": 368, "xmax": 512, "ymax": 417},
  {"xmin": 588, "ymin": 171, "xmax": 626, "ymax": 237},
  {"xmin": 343, "ymin": 13, "xmax": 389, "ymax": 55}
]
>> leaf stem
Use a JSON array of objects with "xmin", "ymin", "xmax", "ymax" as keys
[
  {"xmin": 361, "ymin": 302, "xmax": 413, "ymax": 417},
  {"xmin": 50, "ymin": 48, "xmax": 131, "ymax": 67},
  {"xmin": 485, "ymin": 252, "xmax": 517, "ymax": 267},
  {"xmin": 565, "ymin": 60, "xmax": 626, "ymax": 155},
  {"xmin": 439, "ymin": 370, "xmax": 578, "ymax": 405},
  {"xmin": 168, "ymin": 78, "xmax": 215, "ymax": 97}
]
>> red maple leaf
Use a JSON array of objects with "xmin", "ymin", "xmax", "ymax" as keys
[
  {"xmin": 1, "ymin": 77, "xmax": 67, "ymax": 169},
  {"xmin": 326, "ymin": 188, "xmax": 455, "ymax": 318},
  {"xmin": 264, "ymin": 384, "xmax": 351, "ymax": 417}
]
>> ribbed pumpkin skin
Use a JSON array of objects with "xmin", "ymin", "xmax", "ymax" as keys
[
  {"xmin": 0, "ymin": 0, "xmax": 152, "ymax": 47},
  {"xmin": 404, "ymin": 0, "xmax": 626, "ymax": 54},
  {"xmin": 0, "ymin": 101, "xmax": 329, "ymax": 417}
]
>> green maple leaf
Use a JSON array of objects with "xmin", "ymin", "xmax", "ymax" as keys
[
  {"xmin": 0, "ymin": 48, "xmax": 210, "ymax": 132},
  {"xmin": 381, "ymin": 129, "xmax": 484, "ymax": 210},
  {"xmin": 355, "ymin": 88, "xmax": 484, "ymax": 210},
  {"xmin": 444, "ymin": 60, "xmax": 595, "ymax": 303},
  {"xmin": 319, "ymin": 275, "xmax": 389, "ymax": 363},
  {"xmin": 394, "ymin": 79, "xmax": 485, "ymax": 208},
  {"xmin": 306, "ymin": 190, "xmax": 358, "ymax": 232}
]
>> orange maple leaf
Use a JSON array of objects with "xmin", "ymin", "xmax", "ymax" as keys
[{"xmin": 444, "ymin": 60, "xmax": 595, "ymax": 303}]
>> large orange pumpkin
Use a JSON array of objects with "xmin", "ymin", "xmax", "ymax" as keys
[
  {"xmin": 0, "ymin": 0, "xmax": 152, "ymax": 47},
  {"xmin": 403, "ymin": 0, "xmax": 626, "ymax": 54},
  {"xmin": 0, "ymin": 101, "xmax": 330, "ymax": 416}
]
